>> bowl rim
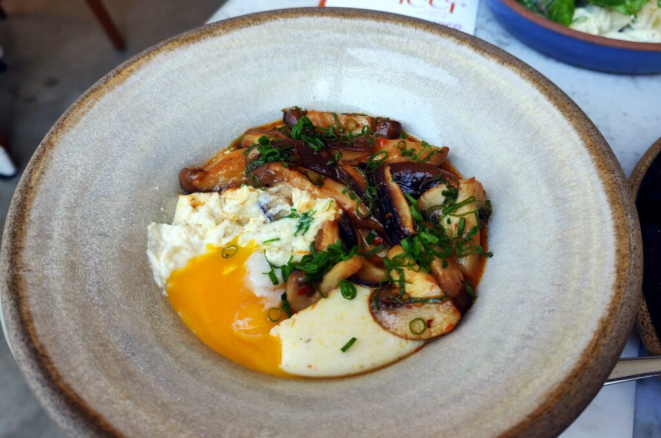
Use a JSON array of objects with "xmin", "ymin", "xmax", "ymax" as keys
[
  {"xmin": 0, "ymin": 7, "xmax": 642, "ymax": 437},
  {"xmin": 497, "ymin": 0, "xmax": 661, "ymax": 52}
]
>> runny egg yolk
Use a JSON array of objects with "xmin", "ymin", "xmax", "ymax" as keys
[{"xmin": 167, "ymin": 240, "xmax": 288, "ymax": 377}]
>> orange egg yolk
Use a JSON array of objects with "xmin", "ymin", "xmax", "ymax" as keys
[{"xmin": 167, "ymin": 240, "xmax": 288, "ymax": 377}]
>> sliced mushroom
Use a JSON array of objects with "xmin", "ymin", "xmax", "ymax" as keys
[
  {"xmin": 386, "ymin": 246, "xmax": 443, "ymax": 298},
  {"xmin": 339, "ymin": 163, "xmax": 367, "ymax": 192},
  {"xmin": 429, "ymin": 256, "xmax": 464, "ymax": 298},
  {"xmin": 373, "ymin": 138, "xmax": 449, "ymax": 166},
  {"xmin": 314, "ymin": 220, "xmax": 340, "ymax": 252},
  {"xmin": 285, "ymin": 271, "xmax": 320, "ymax": 313},
  {"xmin": 429, "ymin": 257, "xmax": 473, "ymax": 314},
  {"xmin": 371, "ymin": 165, "xmax": 416, "ymax": 244},
  {"xmin": 283, "ymin": 107, "xmax": 305, "ymax": 126},
  {"xmin": 318, "ymin": 256, "xmax": 365, "ymax": 295},
  {"xmin": 370, "ymin": 287, "xmax": 461, "ymax": 341},
  {"xmin": 179, "ymin": 148, "xmax": 247, "ymax": 193},
  {"xmin": 389, "ymin": 162, "xmax": 453, "ymax": 199},
  {"xmin": 351, "ymin": 259, "xmax": 389, "ymax": 288},
  {"xmin": 327, "ymin": 147, "xmax": 372, "ymax": 163},
  {"xmin": 338, "ymin": 211, "xmax": 358, "ymax": 249},
  {"xmin": 374, "ymin": 118, "xmax": 403, "ymax": 139},
  {"xmin": 251, "ymin": 164, "xmax": 382, "ymax": 232},
  {"xmin": 294, "ymin": 143, "xmax": 364, "ymax": 196},
  {"xmin": 417, "ymin": 178, "xmax": 488, "ymax": 277},
  {"xmin": 293, "ymin": 142, "xmax": 337, "ymax": 180},
  {"xmin": 304, "ymin": 111, "xmax": 374, "ymax": 135},
  {"xmin": 258, "ymin": 192, "xmax": 292, "ymax": 222}
]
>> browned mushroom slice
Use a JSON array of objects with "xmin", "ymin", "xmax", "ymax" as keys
[
  {"xmin": 285, "ymin": 272, "xmax": 321, "ymax": 313},
  {"xmin": 374, "ymin": 118, "xmax": 403, "ymax": 139},
  {"xmin": 373, "ymin": 138, "xmax": 449, "ymax": 166},
  {"xmin": 282, "ymin": 107, "xmax": 305, "ymax": 126},
  {"xmin": 386, "ymin": 246, "xmax": 442, "ymax": 298},
  {"xmin": 179, "ymin": 148, "xmax": 247, "ymax": 193},
  {"xmin": 370, "ymin": 288, "xmax": 461, "ymax": 341},
  {"xmin": 304, "ymin": 111, "xmax": 374, "ymax": 135},
  {"xmin": 417, "ymin": 178, "xmax": 488, "ymax": 277},
  {"xmin": 428, "ymin": 257, "xmax": 464, "ymax": 298},
  {"xmin": 389, "ymin": 162, "xmax": 457, "ymax": 199},
  {"xmin": 327, "ymin": 147, "xmax": 372, "ymax": 163},
  {"xmin": 318, "ymin": 256, "xmax": 365, "ymax": 295},
  {"xmin": 251, "ymin": 163, "xmax": 383, "ymax": 232},
  {"xmin": 294, "ymin": 143, "xmax": 364, "ymax": 196},
  {"xmin": 429, "ymin": 257, "xmax": 473, "ymax": 314},
  {"xmin": 337, "ymin": 211, "xmax": 358, "ymax": 249},
  {"xmin": 314, "ymin": 220, "xmax": 340, "ymax": 252},
  {"xmin": 339, "ymin": 163, "xmax": 367, "ymax": 192},
  {"xmin": 351, "ymin": 259, "xmax": 389, "ymax": 288},
  {"xmin": 371, "ymin": 165, "xmax": 416, "ymax": 244}
]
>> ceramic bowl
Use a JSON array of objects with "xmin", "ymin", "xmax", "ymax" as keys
[
  {"xmin": 485, "ymin": 0, "xmax": 661, "ymax": 74},
  {"xmin": 0, "ymin": 8, "xmax": 642, "ymax": 437}
]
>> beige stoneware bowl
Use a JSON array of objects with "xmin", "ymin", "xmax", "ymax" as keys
[{"xmin": 0, "ymin": 8, "xmax": 642, "ymax": 437}]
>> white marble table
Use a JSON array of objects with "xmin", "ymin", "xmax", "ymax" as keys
[{"xmin": 208, "ymin": 1, "xmax": 661, "ymax": 437}]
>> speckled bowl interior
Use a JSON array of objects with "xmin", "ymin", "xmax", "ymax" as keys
[{"xmin": 0, "ymin": 8, "xmax": 642, "ymax": 438}]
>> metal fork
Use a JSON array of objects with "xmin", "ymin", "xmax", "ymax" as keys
[{"xmin": 605, "ymin": 356, "xmax": 661, "ymax": 385}]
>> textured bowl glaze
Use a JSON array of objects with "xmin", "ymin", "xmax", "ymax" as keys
[
  {"xmin": 486, "ymin": 0, "xmax": 661, "ymax": 74},
  {"xmin": 0, "ymin": 8, "xmax": 642, "ymax": 437},
  {"xmin": 630, "ymin": 138, "xmax": 661, "ymax": 356}
]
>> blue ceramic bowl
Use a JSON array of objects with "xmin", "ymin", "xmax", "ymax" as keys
[{"xmin": 486, "ymin": 0, "xmax": 661, "ymax": 74}]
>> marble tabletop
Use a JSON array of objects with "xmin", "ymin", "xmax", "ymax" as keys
[{"xmin": 208, "ymin": 1, "xmax": 661, "ymax": 437}]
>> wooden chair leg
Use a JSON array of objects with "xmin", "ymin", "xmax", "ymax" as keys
[{"xmin": 84, "ymin": 0, "xmax": 126, "ymax": 51}]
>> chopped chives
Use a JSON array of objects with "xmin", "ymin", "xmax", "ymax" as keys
[
  {"xmin": 409, "ymin": 318, "xmax": 427, "ymax": 335},
  {"xmin": 340, "ymin": 280, "xmax": 357, "ymax": 300},
  {"xmin": 221, "ymin": 245, "xmax": 238, "ymax": 258},
  {"xmin": 340, "ymin": 337, "xmax": 357, "ymax": 352}
]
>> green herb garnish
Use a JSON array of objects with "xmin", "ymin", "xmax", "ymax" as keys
[
  {"xmin": 221, "ymin": 245, "xmax": 238, "ymax": 258},
  {"xmin": 267, "ymin": 307, "xmax": 282, "ymax": 322},
  {"xmin": 294, "ymin": 210, "xmax": 316, "ymax": 236},
  {"xmin": 340, "ymin": 280, "xmax": 357, "ymax": 300},
  {"xmin": 280, "ymin": 292, "xmax": 293, "ymax": 318},
  {"xmin": 465, "ymin": 281, "xmax": 477, "ymax": 299},
  {"xmin": 409, "ymin": 318, "xmax": 427, "ymax": 335},
  {"xmin": 366, "ymin": 150, "xmax": 389, "ymax": 171},
  {"xmin": 244, "ymin": 136, "xmax": 296, "ymax": 174},
  {"xmin": 340, "ymin": 337, "xmax": 357, "ymax": 352}
]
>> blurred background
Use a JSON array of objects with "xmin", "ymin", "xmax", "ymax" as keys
[{"xmin": 0, "ymin": 1, "xmax": 223, "ymax": 435}]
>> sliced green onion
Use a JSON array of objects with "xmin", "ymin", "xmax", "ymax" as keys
[
  {"xmin": 304, "ymin": 170, "xmax": 323, "ymax": 187},
  {"xmin": 355, "ymin": 199, "xmax": 371, "ymax": 218},
  {"xmin": 267, "ymin": 270, "xmax": 279, "ymax": 286},
  {"xmin": 340, "ymin": 280, "xmax": 357, "ymax": 300},
  {"xmin": 365, "ymin": 244, "xmax": 385, "ymax": 258},
  {"xmin": 366, "ymin": 150, "xmax": 389, "ymax": 171},
  {"xmin": 420, "ymin": 231, "xmax": 439, "ymax": 244},
  {"xmin": 365, "ymin": 230, "xmax": 377, "ymax": 245},
  {"xmin": 263, "ymin": 238, "xmax": 280, "ymax": 244},
  {"xmin": 221, "ymin": 245, "xmax": 238, "ymax": 258},
  {"xmin": 267, "ymin": 307, "xmax": 282, "ymax": 322},
  {"xmin": 280, "ymin": 293, "xmax": 293, "ymax": 318},
  {"xmin": 340, "ymin": 337, "xmax": 357, "ymax": 352},
  {"xmin": 315, "ymin": 282, "xmax": 328, "ymax": 299},
  {"xmin": 465, "ymin": 281, "xmax": 476, "ymax": 298},
  {"xmin": 457, "ymin": 217, "xmax": 466, "ymax": 236},
  {"xmin": 409, "ymin": 318, "xmax": 427, "ymax": 335}
]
